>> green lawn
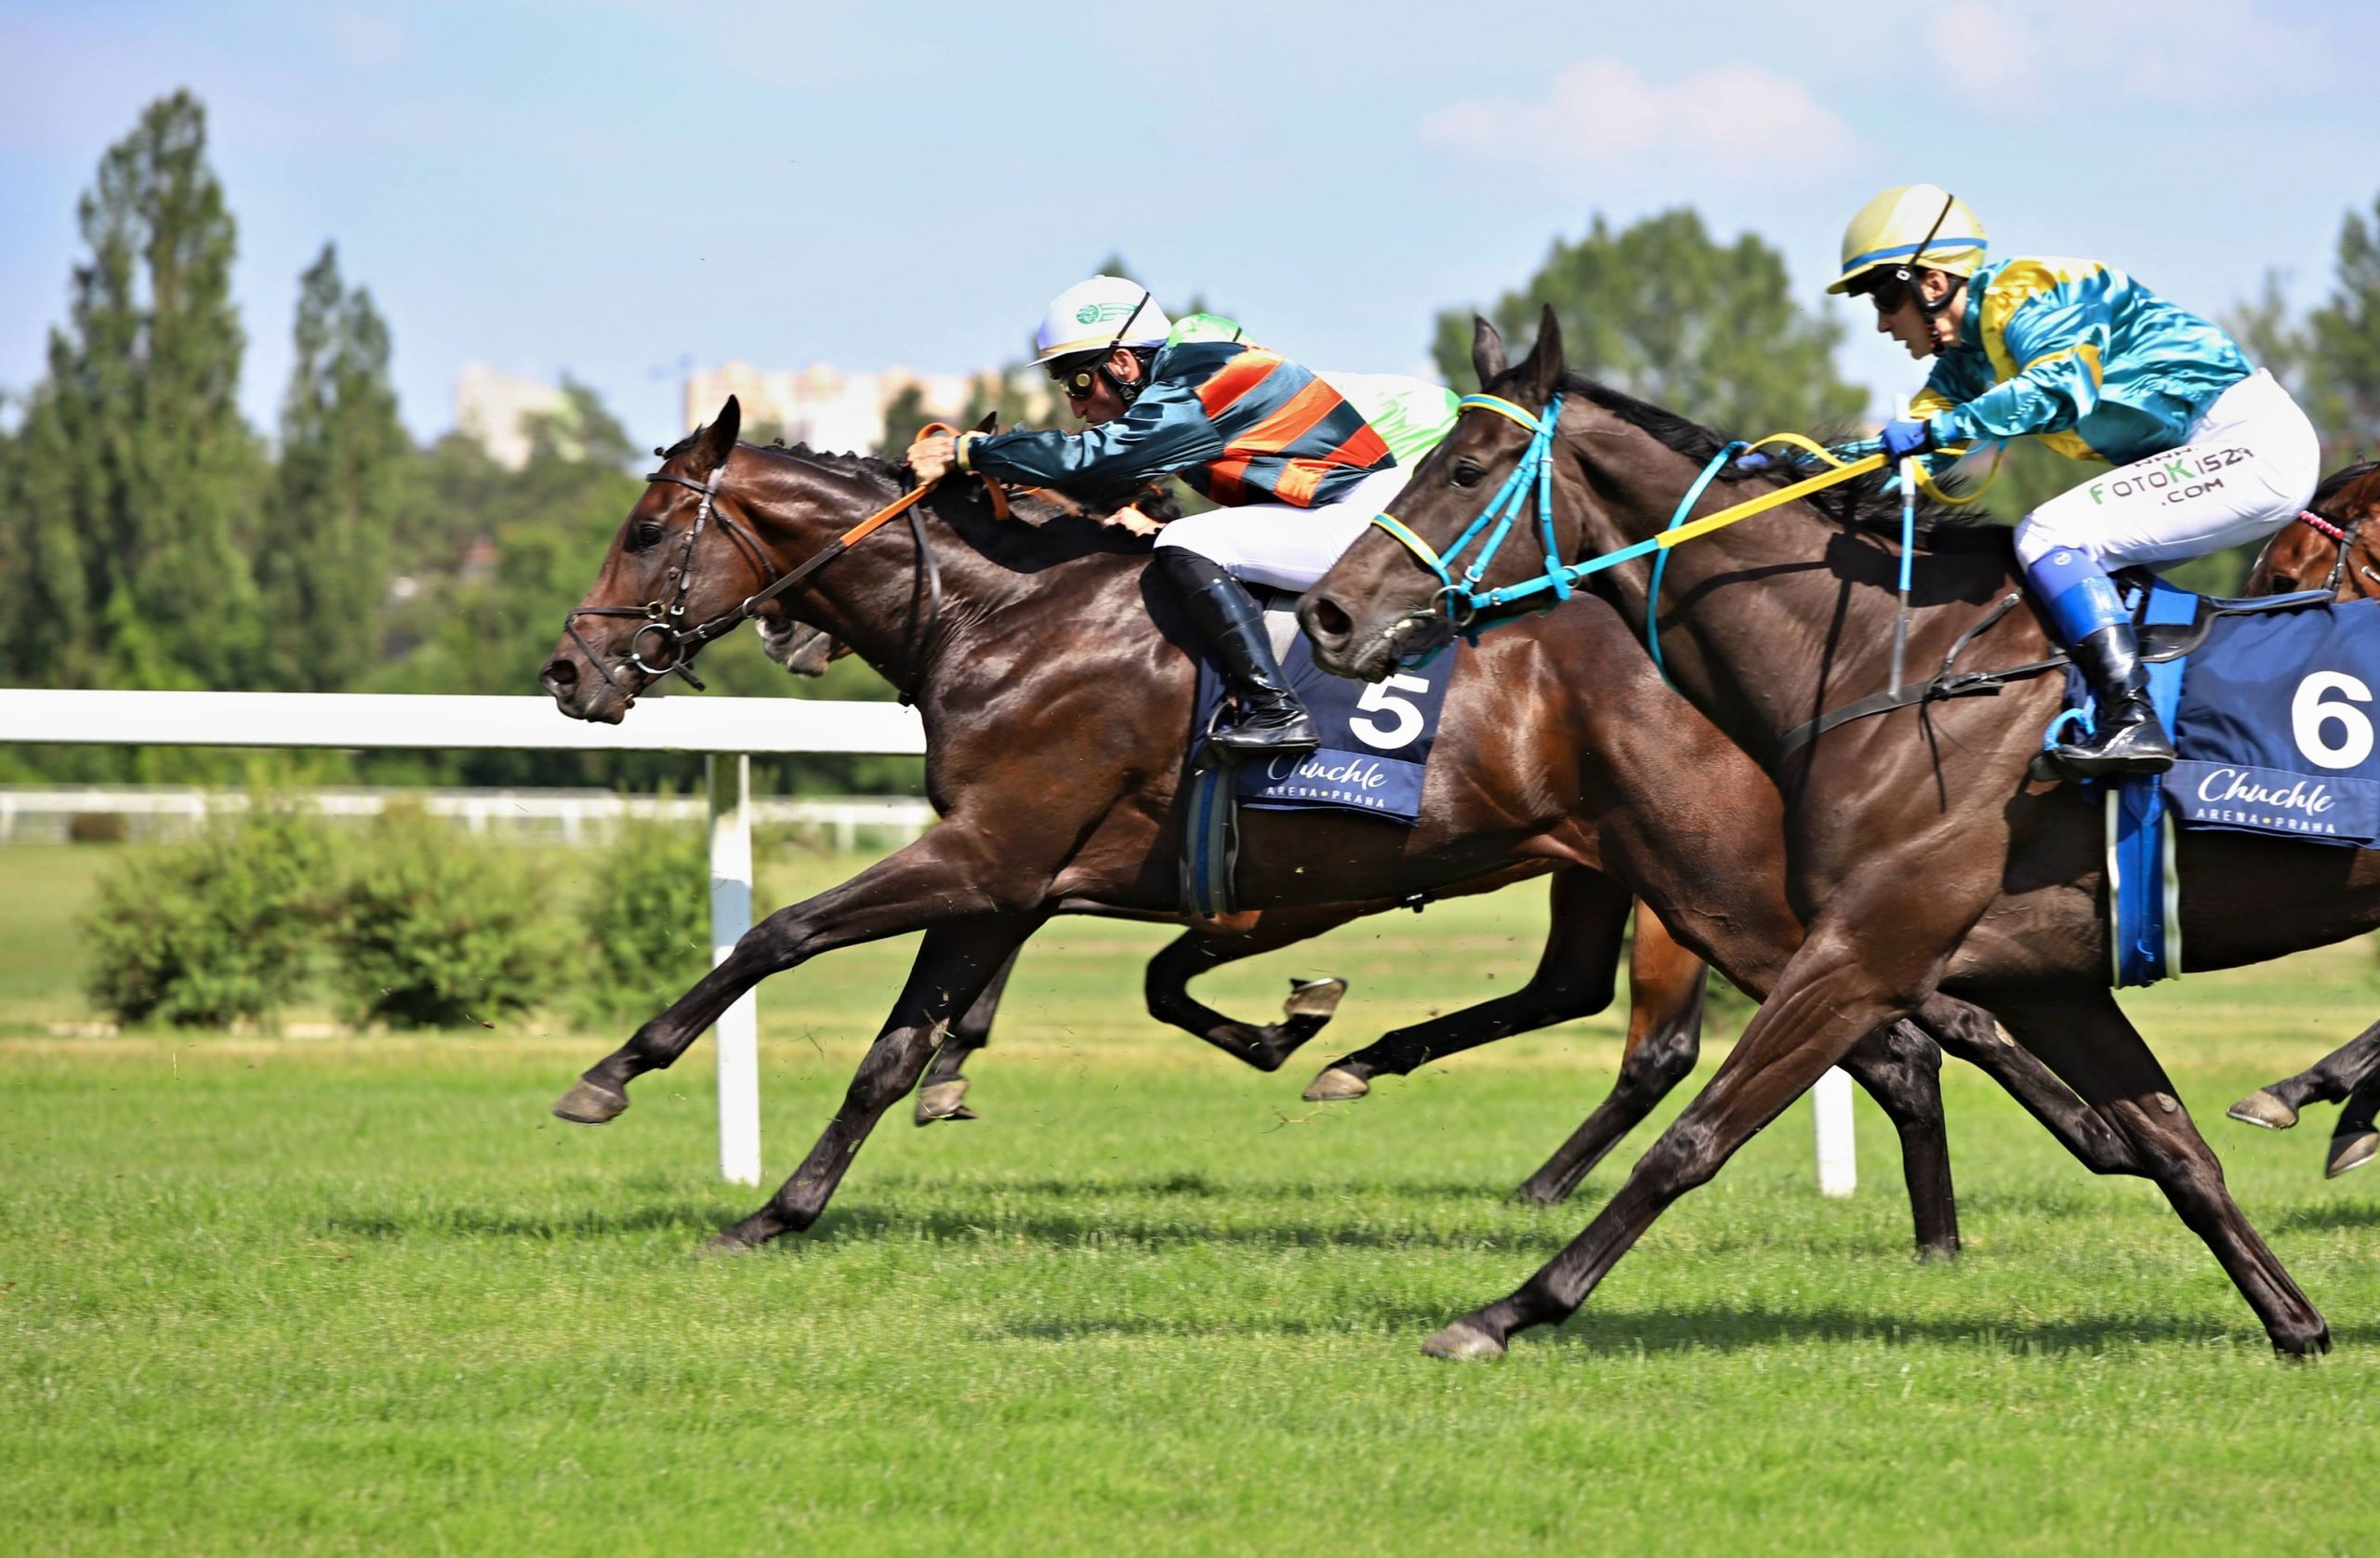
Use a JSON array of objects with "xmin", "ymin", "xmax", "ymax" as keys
[{"xmin": 7, "ymin": 841, "xmax": 2380, "ymax": 1553}]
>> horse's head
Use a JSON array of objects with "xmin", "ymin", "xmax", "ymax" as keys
[
  {"xmin": 2246, "ymin": 461, "xmax": 2380, "ymax": 600},
  {"xmin": 1302, "ymin": 308, "xmax": 1570, "ymax": 681},
  {"xmin": 540, "ymin": 396, "xmax": 777, "ymax": 722}
]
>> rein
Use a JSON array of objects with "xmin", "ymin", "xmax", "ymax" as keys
[
  {"xmin": 563, "ymin": 429, "xmax": 976, "ymax": 701},
  {"xmin": 1367, "ymin": 393, "xmax": 1885, "ymax": 670},
  {"xmin": 2295, "ymin": 507, "xmax": 2367, "ymax": 595}
]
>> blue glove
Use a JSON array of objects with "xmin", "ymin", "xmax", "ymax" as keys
[
  {"xmin": 1731, "ymin": 451, "xmax": 1776, "ymax": 473},
  {"xmin": 1880, "ymin": 418, "xmax": 1933, "ymax": 461}
]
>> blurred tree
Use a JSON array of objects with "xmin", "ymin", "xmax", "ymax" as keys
[
  {"xmin": 1430, "ymin": 209, "xmax": 1867, "ymax": 435},
  {"xmin": 2304, "ymin": 195, "xmax": 2380, "ymax": 462},
  {"xmin": 257, "ymin": 244, "xmax": 410, "ymax": 691},
  {"xmin": 3, "ymin": 90, "xmax": 264, "ymax": 693}
]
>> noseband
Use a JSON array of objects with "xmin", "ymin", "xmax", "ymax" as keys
[
  {"xmin": 562, "ymin": 455, "xmax": 944, "ymax": 699},
  {"xmin": 2294, "ymin": 507, "xmax": 2372, "ymax": 596}
]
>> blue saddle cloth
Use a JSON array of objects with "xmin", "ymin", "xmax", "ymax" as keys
[
  {"xmin": 1192, "ymin": 627, "xmax": 1455, "ymax": 826},
  {"xmin": 2062, "ymin": 579, "xmax": 2378, "ymax": 984}
]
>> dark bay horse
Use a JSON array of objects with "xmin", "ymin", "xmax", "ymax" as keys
[
  {"xmin": 756, "ymin": 614, "xmax": 1722, "ymax": 1168},
  {"xmin": 1304, "ymin": 310, "xmax": 2380, "ymax": 1358},
  {"xmin": 539, "ymin": 398, "xmax": 2118, "ymax": 1257},
  {"xmin": 2226, "ymin": 462, "xmax": 2380, "ymax": 1173}
]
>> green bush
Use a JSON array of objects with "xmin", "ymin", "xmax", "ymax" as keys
[
  {"xmin": 80, "ymin": 799, "xmax": 332, "ymax": 1027},
  {"xmin": 327, "ymin": 806, "xmax": 569, "ymax": 1029},
  {"xmin": 573, "ymin": 817, "xmax": 710, "ymax": 1031}
]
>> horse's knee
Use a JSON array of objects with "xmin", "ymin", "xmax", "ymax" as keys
[
  {"xmin": 1619, "ymin": 1024, "xmax": 1699, "ymax": 1098},
  {"xmin": 1634, "ymin": 1113, "xmax": 1726, "ymax": 1196}
]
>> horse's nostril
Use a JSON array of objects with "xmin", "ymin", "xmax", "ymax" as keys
[
  {"xmin": 1307, "ymin": 597, "xmax": 1353, "ymax": 642},
  {"xmin": 541, "ymin": 657, "xmax": 578, "ymax": 693}
]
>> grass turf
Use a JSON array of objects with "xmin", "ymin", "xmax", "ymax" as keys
[{"xmin": 7, "ymin": 843, "xmax": 2380, "ymax": 1553}]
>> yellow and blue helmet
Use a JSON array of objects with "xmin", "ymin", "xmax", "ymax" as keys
[{"xmin": 1827, "ymin": 184, "xmax": 1988, "ymax": 296}]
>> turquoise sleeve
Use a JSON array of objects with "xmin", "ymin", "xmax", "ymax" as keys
[{"xmin": 1930, "ymin": 289, "xmax": 2111, "ymax": 445}]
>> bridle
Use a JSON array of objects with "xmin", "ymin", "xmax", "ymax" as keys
[
  {"xmin": 2294, "ymin": 507, "xmax": 2373, "ymax": 597},
  {"xmin": 562, "ymin": 448, "xmax": 948, "ymax": 700}
]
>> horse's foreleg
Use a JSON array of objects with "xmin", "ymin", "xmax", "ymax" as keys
[
  {"xmin": 2324, "ymin": 1075, "xmax": 2380, "ymax": 1178},
  {"xmin": 557, "ymin": 824, "xmax": 1026, "ymax": 1124},
  {"xmin": 1306, "ymin": 869, "xmax": 1637, "ymax": 1102},
  {"xmin": 1420, "ymin": 914, "xmax": 1944, "ymax": 1360},
  {"xmin": 2228, "ymin": 1014, "xmax": 2380, "ymax": 1132},
  {"xmin": 708, "ymin": 916, "xmax": 1042, "ymax": 1250},
  {"xmin": 914, "ymin": 945, "xmax": 1020, "ymax": 1125},
  {"xmin": 1143, "ymin": 917, "xmax": 1352, "ymax": 1074},
  {"xmin": 1993, "ymin": 991, "xmax": 2328, "ymax": 1355},
  {"xmin": 1511, "ymin": 900, "xmax": 1705, "ymax": 1203},
  {"xmin": 1916, "ymin": 997, "xmax": 2141, "ymax": 1174}
]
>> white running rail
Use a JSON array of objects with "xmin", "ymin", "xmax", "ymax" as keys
[{"xmin": 0, "ymin": 690, "xmax": 929, "ymax": 1187}]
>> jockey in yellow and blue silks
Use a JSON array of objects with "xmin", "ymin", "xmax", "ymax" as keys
[
  {"xmin": 907, "ymin": 276, "xmax": 1455, "ymax": 755},
  {"xmin": 1832, "ymin": 185, "xmax": 2320, "ymax": 779}
]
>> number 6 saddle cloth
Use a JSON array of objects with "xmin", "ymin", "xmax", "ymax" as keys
[
  {"xmin": 1189, "ymin": 597, "xmax": 1459, "ymax": 826},
  {"xmin": 2072, "ymin": 577, "xmax": 2380, "ymax": 984}
]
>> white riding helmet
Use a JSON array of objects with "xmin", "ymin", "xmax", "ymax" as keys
[
  {"xmin": 1032, "ymin": 276, "xmax": 1172, "ymax": 364},
  {"xmin": 1827, "ymin": 184, "xmax": 1988, "ymax": 296}
]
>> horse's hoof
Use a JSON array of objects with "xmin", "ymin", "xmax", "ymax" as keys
[
  {"xmin": 1283, "ymin": 977, "xmax": 1348, "ymax": 1021},
  {"xmin": 1420, "ymin": 1321, "xmax": 1506, "ymax": 1361},
  {"xmin": 553, "ymin": 1077, "xmax": 628, "ymax": 1125},
  {"xmin": 2227, "ymin": 1089, "xmax": 2299, "ymax": 1131},
  {"xmin": 1302, "ymin": 1066, "xmax": 1370, "ymax": 1102},
  {"xmin": 693, "ymin": 1231, "xmax": 756, "ymax": 1260},
  {"xmin": 1511, "ymin": 1175, "xmax": 1575, "ymax": 1206},
  {"xmin": 915, "ymin": 1079, "xmax": 976, "ymax": 1126},
  {"xmin": 1914, "ymin": 1242, "xmax": 1961, "ymax": 1264},
  {"xmin": 2325, "ymin": 1130, "xmax": 2379, "ymax": 1179}
]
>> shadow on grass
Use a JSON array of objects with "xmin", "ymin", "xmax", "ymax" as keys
[
  {"xmin": 993, "ymin": 1302, "xmax": 2380, "ymax": 1357},
  {"xmin": 2271, "ymin": 1201, "xmax": 2380, "ymax": 1234}
]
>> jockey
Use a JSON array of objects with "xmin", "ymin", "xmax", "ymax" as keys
[
  {"xmin": 1831, "ymin": 184, "xmax": 2321, "ymax": 779},
  {"xmin": 906, "ymin": 275, "xmax": 1451, "ymax": 754}
]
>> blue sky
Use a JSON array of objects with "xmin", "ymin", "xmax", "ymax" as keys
[{"xmin": 3, "ymin": 0, "xmax": 2373, "ymax": 445}]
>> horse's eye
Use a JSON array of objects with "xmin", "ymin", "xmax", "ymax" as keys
[
  {"xmin": 629, "ymin": 520, "xmax": 666, "ymax": 552},
  {"xmin": 1449, "ymin": 460, "xmax": 1486, "ymax": 491}
]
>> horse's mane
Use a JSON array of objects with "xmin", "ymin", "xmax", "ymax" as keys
[
  {"xmin": 723, "ymin": 437, "xmax": 1167, "ymax": 555},
  {"xmin": 1556, "ymin": 373, "xmax": 2005, "ymax": 553},
  {"xmin": 2311, "ymin": 460, "xmax": 2380, "ymax": 512}
]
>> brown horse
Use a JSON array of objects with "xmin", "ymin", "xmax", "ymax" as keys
[
  {"xmin": 755, "ymin": 614, "xmax": 1722, "ymax": 1172},
  {"xmin": 2226, "ymin": 461, "xmax": 2380, "ymax": 1173},
  {"xmin": 1304, "ymin": 310, "xmax": 2374, "ymax": 1358},
  {"xmin": 538, "ymin": 398, "xmax": 2121, "ymax": 1257}
]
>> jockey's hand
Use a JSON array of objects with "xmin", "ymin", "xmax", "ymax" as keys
[
  {"xmin": 1104, "ymin": 505, "xmax": 1162, "ymax": 537},
  {"xmin": 906, "ymin": 432, "xmax": 958, "ymax": 486},
  {"xmin": 1880, "ymin": 418, "xmax": 1934, "ymax": 461}
]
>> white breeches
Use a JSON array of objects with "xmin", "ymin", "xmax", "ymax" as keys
[
  {"xmin": 1154, "ymin": 466, "xmax": 1412, "ymax": 593},
  {"xmin": 2012, "ymin": 369, "xmax": 2322, "ymax": 573}
]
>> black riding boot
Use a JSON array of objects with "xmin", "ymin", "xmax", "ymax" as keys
[
  {"xmin": 1155, "ymin": 549, "xmax": 1320, "ymax": 755},
  {"xmin": 2043, "ymin": 622, "xmax": 2175, "ymax": 779}
]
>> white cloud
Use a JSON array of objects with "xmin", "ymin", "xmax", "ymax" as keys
[
  {"xmin": 1927, "ymin": 0, "xmax": 2323, "ymax": 106},
  {"xmin": 1421, "ymin": 58, "xmax": 1856, "ymax": 175}
]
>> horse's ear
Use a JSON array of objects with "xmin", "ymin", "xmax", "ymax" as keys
[
  {"xmin": 694, "ymin": 395, "xmax": 742, "ymax": 472},
  {"xmin": 1518, "ymin": 305, "xmax": 1565, "ymax": 400},
  {"xmin": 1471, "ymin": 316, "xmax": 1508, "ymax": 387},
  {"xmin": 972, "ymin": 410, "xmax": 998, "ymax": 435}
]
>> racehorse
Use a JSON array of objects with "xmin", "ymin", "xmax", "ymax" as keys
[
  {"xmin": 755, "ymin": 613, "xmax": 1726, "ymax": 1176},
  {"xmin": 2226, "ymin": 461, "xmax": 2380, "ymax": 1173},
  {"xmin": 538, "ymin": 398, "xmax": 2122, "ymax": 1258},
  {"xmin": 1302, "ymin": 310, "xmax": 2375, "ymax": 1357}
]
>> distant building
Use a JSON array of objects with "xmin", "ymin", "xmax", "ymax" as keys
[
  {"xmin": 682, "ymin": 363, "xmax": 985, "ymax": 455},
  {"xmin": 453, "ymin": 363, "xmax": 566, "ymax": 470}
]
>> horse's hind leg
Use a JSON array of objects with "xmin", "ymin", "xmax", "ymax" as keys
[
  {"xmin": 915, "ymin": 946, "xmax": 1021, "ymax": 1125},
  {"xmin": 708, "ymin": 915, "xmax": 1041, "ymax": 1251},
  {"xmin": 1916, "ymin": 997, "xmax": 2140, "ymax": 1174},
  {"xmin": 1144, "ymin": 917, "xmax": 1352, "ymax": 1074},
  {"xmin": 2325, "ymin": 1075, "xmax": 2380, "ymax": 1178},
  {"xmin": 1511, "ymin": 900, "xmax": 1705, "ymax": 1203},
  {"xmin": 1306, "ymin": 869, "xmax": 1637, "ymax": 1102},
  {"xmin": 2228, "ymin": 1015, "xmax": 2380, "ymax": 1131},
  {"xmin": 1993, "ymin": 990, "xmax": 2328, "ymax": 1356}
]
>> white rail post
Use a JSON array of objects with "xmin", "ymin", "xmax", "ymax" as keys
[
  {"xmin": 708, "ymin": 753, "xmax": 761, "ymax": 1186},
  {"xmin": 1814, "ymin": 1065, "xmax": 1857, "ymax": 1197}
]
